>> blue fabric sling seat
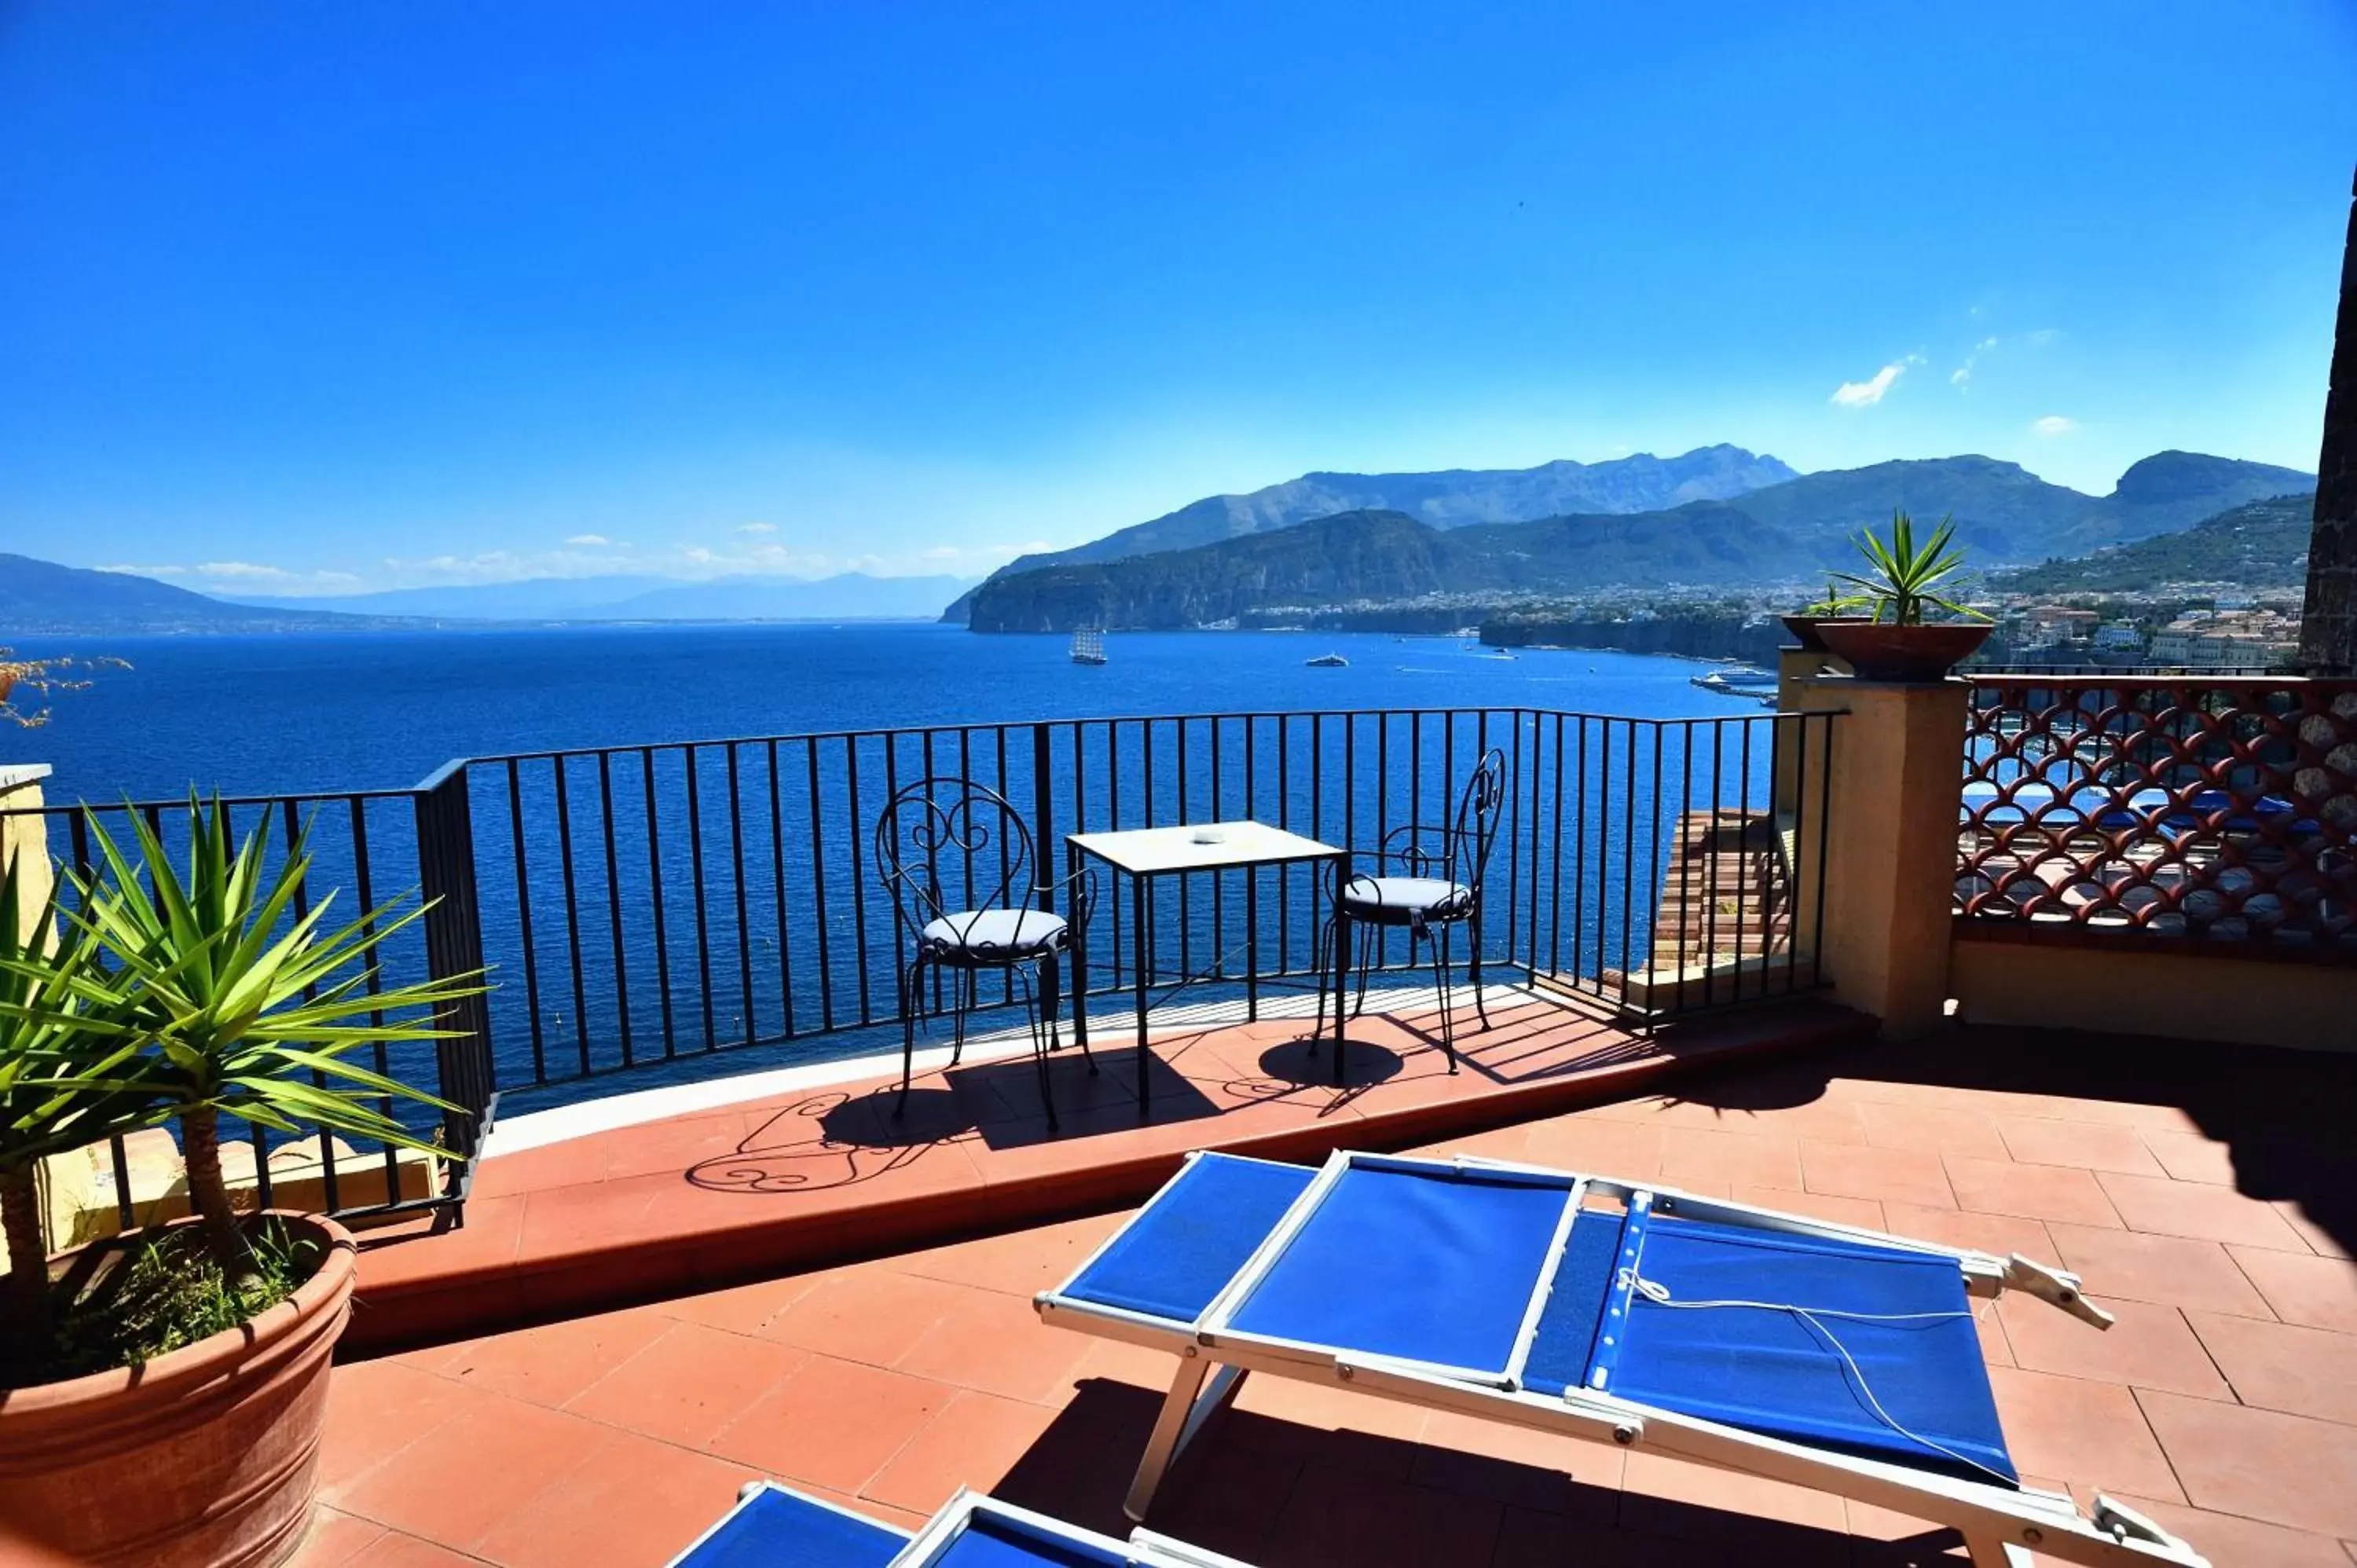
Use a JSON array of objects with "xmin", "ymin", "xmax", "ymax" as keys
[
  {"xmin": 1058, "ymin": 1153, "xmax": 2018, "ymax": 1492},
  {"xmin": 1062, "ymin": 1154, "xmax": 1317, "ymax": 1323},
  {"xmin": 927, "ymin": 1511, "xmax": 1133, "ymax": 1566},
  {"xmin": 1523, "ymin": 1210, "xmax": 2016, "ymax": 1486},
  {"xmin": 676, "ymin": 1485, "xmax": 907, "ymax": 1568}
]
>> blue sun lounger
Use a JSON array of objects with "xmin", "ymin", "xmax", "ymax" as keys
[
  {"xmin": 1035, "ymin": 1149, "xmax": 2209, "ymax": 1568},
  {"xmin": 669, "ymin": 1481, "xmax": 1255, "ymax": 1568}
]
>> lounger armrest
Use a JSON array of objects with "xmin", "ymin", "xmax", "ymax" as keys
[
  {"xmin": 2091, "ymin": 1494, "xmax": 2208, "ymax": 1563},
  {"xmin": 2004, "ymin": 1253, "xmax": 2115, "ymax": 1328}
]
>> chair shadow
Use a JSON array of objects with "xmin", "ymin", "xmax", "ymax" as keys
[
  {"xmin": 1660, "ymin": 1022, "xmax": 2357, "ymax": 1259},
  {"xmin": 997, "ymin": 1377, "xmax": 1965, "ymax": 1567}
]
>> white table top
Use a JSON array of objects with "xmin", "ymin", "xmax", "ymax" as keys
[{"xmin": 1067, "ymin": 819, "xmax": 1343, "ymax": 875}]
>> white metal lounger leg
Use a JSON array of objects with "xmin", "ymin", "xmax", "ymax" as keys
[{"xmin": 1125, "ymin": 1357, "xmax": 1250, "ymax": 1522}]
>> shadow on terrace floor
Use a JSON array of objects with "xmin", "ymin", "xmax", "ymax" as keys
[
  {"xmin": 992, "ymin": 1378, "xmax": 1958, "ymax": 1568},
  {"xmin": 1662, "ymin": 1021, "xmax": 2357, "ymax": 1260}
]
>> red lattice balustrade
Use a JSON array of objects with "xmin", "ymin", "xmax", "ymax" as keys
[{"xmin": 1957, "ymin": 676, "xmax": 2357, "ymax": 951}]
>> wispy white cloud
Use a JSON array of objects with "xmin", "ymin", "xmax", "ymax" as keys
[
  {"xmin": 2032, "ymin": 415, "xmax": 2077, "ymax": 438},
  {"xmin": 98, "ymin": 561, "xmax": 360, "ymax": 589},
  {"xmin": 736, "ymin": 522, "xmax": 777, "ymax": 536},
  {"xmin": 565, "ymin": 533, "xmax": 610, "ymax": 546},
  {"xmin": 1950, "ymin": 337, "xmax": 2000, "ymax": 389},
  {"xmin": 2025, "ymin": 328, "xmax": 2062, "ymax": 347},
  {"xmin": 96, "ymin": 562, "xmax": 188, "ymax": 577},
  {"xmin": 1831, "ymin": 362, "xmax": 1909, "ymax": 408}
]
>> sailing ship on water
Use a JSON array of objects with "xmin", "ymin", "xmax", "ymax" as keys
[{"xmin": 1069, "ymin": 626, "xmax": 1108, "ymax": 665}]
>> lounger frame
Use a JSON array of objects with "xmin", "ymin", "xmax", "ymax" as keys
[
  {"xmin": 1036, "ymin": 1149, "xmax": 2207, "ymax": 1568},
  {"xmin": 670, "ymin": 1482, "xmax": 1260, "ymax": 1568}
]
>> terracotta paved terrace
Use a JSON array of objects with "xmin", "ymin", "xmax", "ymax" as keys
[
  {"xmin": 339, "ymin": 989, "xmax": 1865, "ymax": 1350},
  {"xmin": 296, "ymin": 1018, "xmax": 2357, "ymax": 1568}
]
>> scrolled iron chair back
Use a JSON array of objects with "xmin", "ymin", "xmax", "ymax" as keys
[
  {"xmin": 1379, "ymin": 747, "xmax": 1508, "ymax": 896},
  {"xmin": 872, "ymin": 777, "xmax": 1035, "ymax": 945}
]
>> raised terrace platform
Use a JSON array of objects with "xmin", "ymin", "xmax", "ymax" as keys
[
  {"xmin": 306, "ymin": 1024, "xmax": 2357, "ymax": 1568},
  {"xmin": 342, "ymin": 987, "xmax": 1872, "ymax": 1352}
]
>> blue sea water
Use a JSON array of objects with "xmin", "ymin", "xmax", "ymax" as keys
[
  {"xmin": 12, "ymin": 625, "xmax": 1781, "ymax": 1118},
  {"xmin": 18, "ymin": 622, "xmax": 1745, "ymax": 799}
]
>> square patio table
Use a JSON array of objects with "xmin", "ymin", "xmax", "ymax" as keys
[{"xmin": 1065, "ymin": 821, "xmax": 1352, "ymax": 1110}]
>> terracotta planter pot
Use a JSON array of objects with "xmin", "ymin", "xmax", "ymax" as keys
[
  {"xmin": 1814, "ymin": 621, "xmax": 1992, "ymax": 683},
  {"xmin": 0, "ymin": 1213, "xmax": 356, "ymax": 1568},
  {"xmin": 1778, "ymin": 614, "xmax": 1846, "ymax": 653}
]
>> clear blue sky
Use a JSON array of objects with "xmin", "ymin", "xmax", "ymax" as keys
[{"xmin": 3, "ymin": 2, "xmax": 2352, "ymax": 594}]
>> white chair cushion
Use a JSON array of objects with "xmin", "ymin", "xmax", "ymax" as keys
[
  {"xmin": 1342, "ymin": 875, "xmax": 1472, "ymax": 918},
  {"xmin": 921, "ymin": 908, "xmax": 1069, "ymax": 957}
]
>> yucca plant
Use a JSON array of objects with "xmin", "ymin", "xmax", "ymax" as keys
[
  {"xmin": 68, "ymin": 798, "xmax": 483, "ymax": 1275},
  {"xmin": 0, "ymin": 858, "xmax": 166, "ymax": 1369},
  {"xmin": 1833, "ymin": 511, "xmax": 1991, "ymax": 625}
]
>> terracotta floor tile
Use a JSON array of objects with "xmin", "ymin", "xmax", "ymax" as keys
[
  {"xmin": 892, "ymin": 1280, "xmax": 1094, "ymax": 1404},
  {"xmin": 2100, "ymin": 1493, "xmax": 2356, "ymax": 1568},
  {"xmin": 859, "ymin": 1389, "xmax": 1062, "ymax": 1515},
  {"xmin": 596, "ymin": 1111, "xmax": 757, "ymax": 1182},
  {"xmin": 563, "ymin": 1321, "xmax": 807, "ymax": 1448},
  {"xmin": 893, "ymin": 1209, "xmax": 1128, "ymax": 1297},
  {"xmin": 2274, "ymin": 1200, "xmax": 2353, "ymax": 1261},
  {"xmin": 314, "ymin": 1361, "xmax": 487, "ymax": 1494},
  {"xmin": 1617, "ymin": 1449, "xmax": 1849, "ymax": 1561},
  {"xmin": 2043, "ymin": 1224, "xmax": 2275, "ymax": 1318},
  {"xmin": 1992, "ymin": 1296, "xmax": 2231, "ymax": 1400},
  {"xmin": 344, "ymin": 1532, "xmax": 495, "ymax": 1568},
  {"xmin": 2097, "ymin": 1173, "xmax": 2314, "ymax": 1251},
  {"xmin": 2186, "ymin": 1310, "xmax": 2357, "ymax": 1423},
  {"xmin": 1490, "ymin": 1508, "xmax": 1731, "ymax": 1567},
  {"xmin": 2139, "ymin": 1131, "xmax": 2238, "ymax": 1186},
  {"xmin": 1658, "ymin": 1127, "xmax": 1805, "ymax": 1190},
  {"xmin": 1518, "ymin": 1116, "xmax": 1665, "ymax": 1178},
  {"xmin": 709, "ymin": 1353, "xmax": 955, "ymax": 1493},
  {"xmin": 1259, "ymin": 1461, "xmax": 1503, "ymax": 1568},
  {"xmin": 329, "ymin": 1394, "xmax": 613, "ymax": 1549},
  {"xmin": 2227, "ymin": 1246, "xmax": 2357, "ymax": 1333},
  {"xmin": 1227, "ymin": 1369, "xmax": 1431, "ymax": 1475},
  {"xmin": 1798, "ymin": 1141, "xmax": 1955, "ymax": 1209},
  {"xmin": 1944, "ymin": 1156, "xmax": 2121, "ymax": 1229},
  {"xmin": 470, "ymin": 1431, "xmax": 759, "ymax": 1568},
  {"xmin": 1983, "ymin": 1367, "xmax": 2183, "ymax": 1503},
  {"xmin": 2136, "ymin": 1388, "xmax": 2357, "ymax": 1539},
  {"xmin": 1993, "ymin": 1118, "xmax": 2167, "ymax": 1178},
  {"xmin": 757, "ymin": 1267, "xmax": 970, "ymax": 1366},
  {"xmin": 284, "ymin": 1508, "xmax": 389, "ymax": 1568},
  {"xmin": 653, "ymin": 1270, "xmax": 823, "ymax": 1336},
  {"xmin": 1857, "ymin": 1101, "xmax": 2010, "ymax": 1160},
  {"xmin": 1879, "ymin": 1201, "xmax": 2056, "ymax": 1262},
  {"xmin": 1409, "ymin": 1407, "xmax": 1624, "ymax": 1522},
  {"xmin": 436, "ymin": 1306, "xmax": 676, "ymax": 1409},
  {"xmin": 353, "ymin": 1194, "xmax": 525, "ymax": 1289}
]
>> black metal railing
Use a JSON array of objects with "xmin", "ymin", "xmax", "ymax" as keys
[
  {"xmin": 6, "ymin": 702, "xmax": 1839, "ymax": 1227},
  {"xmin": 2, "ymin": 778, "xmax": 495, "ymax": 1233}
]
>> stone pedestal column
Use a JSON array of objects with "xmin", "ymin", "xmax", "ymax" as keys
[
  {"xmin": 0, "ymin": 764, "xmax": 54, "ymax": 929},
  {"xmin": 1791, "ymin": 678, "xmax": 1967, "ymax": 1039}
]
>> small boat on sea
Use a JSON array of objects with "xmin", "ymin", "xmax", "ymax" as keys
[
  {"xmin": 1306, "ymin": 652, "xmax": 1349, "ymax": 668},
  {"xmin": 1690, "ymin": 664, "xmax": 1777, "ymax": 696},
  {"xmin": 1069, "ymin": 627, "xmax": 1108, "ymax": 665}
]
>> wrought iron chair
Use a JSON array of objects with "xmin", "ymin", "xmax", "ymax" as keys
[
  {"xmin": 1314, "ymin": 747, "xmax": 1507, "ymax": 1072},
  {"xmin": 873, "ymin": 777, "xmax": 1097, "ymax": 1130}
]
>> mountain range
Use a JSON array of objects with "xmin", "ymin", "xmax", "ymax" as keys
[
  {"xmin": 1989, "ymin": 495, "xmax": 2316, "ymax": 595},
  {"xmin": 944, "ymin": 445, "xmax": 1800, "ymax": 621},
  {"xmin": 963, "ymin": 450, "xmax": 2315, "ymax": 632}
]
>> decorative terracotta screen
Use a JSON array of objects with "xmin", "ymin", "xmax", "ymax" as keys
[{"xmin": 1957, "ymin": 676, "xmax": 2357, "ymax": 952}]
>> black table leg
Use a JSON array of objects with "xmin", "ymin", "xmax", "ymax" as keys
[
  {"xmin": 1068, "ymin": 840, "xmax": 1089, "ymax": 1056},
  {"xmin": 1245, "ymin": 866, "xmax": 1260, "ymax": 1023},
  {"xmin": 1132, "ymin": 871, "xmax": 1151, "ymax": 1116},
  {"xmin": 1329, "ymin": 852, "xmax": 1351, "ymax": 1086}
]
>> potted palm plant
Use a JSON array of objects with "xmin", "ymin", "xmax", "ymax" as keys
[
  {"xmin": 1814, "ymin": 511, "xmax": 1993, "ymax": 681},
  {"xmin": 0, "ymin": 797, "xmax": 482, "ymax": 1568},
  {"xmin": 1780, "ymin": 578, "xmax": 1867, "ymax": 654}
]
